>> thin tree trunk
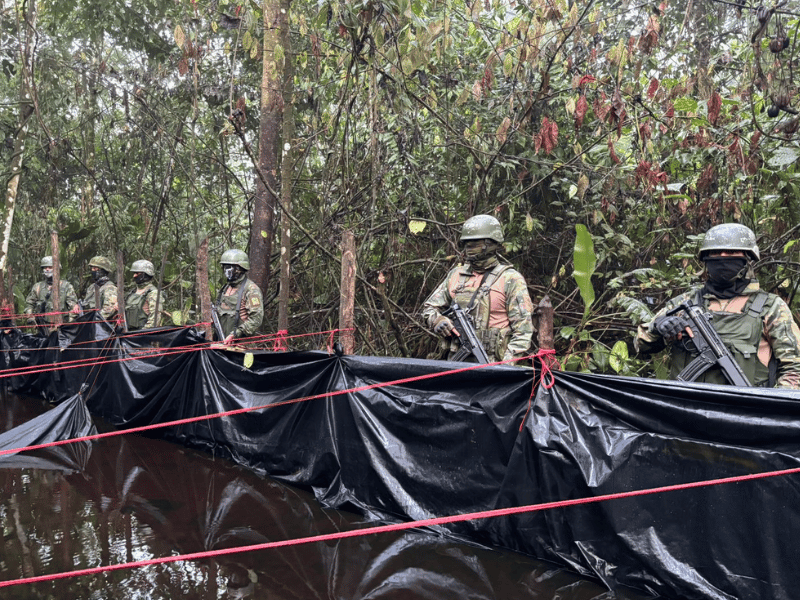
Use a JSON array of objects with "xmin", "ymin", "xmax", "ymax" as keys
[
  {"xmin": 51, "ymin": 230, "xmax": 61, "ymax": 325},
  {"xmin": 0, "ymin": 0, "xmax": 37, "ymax": 308},
  {"xmin": 248, "ymin": 0, "xmax": 286, "ymax": 295},
  {"xmin": 197, "ymin": 237, "xmax": 212, "ymax": 340},
  {"xmin": 277, "ymin": 0, "xmax": 293, "ymax": 334}
]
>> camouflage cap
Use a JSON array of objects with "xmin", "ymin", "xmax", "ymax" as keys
[{"xmin": 40, "ymin": 256, "xmax": 54, "ymax": 268}]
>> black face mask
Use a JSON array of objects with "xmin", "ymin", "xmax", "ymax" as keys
[
  {"xmin": 133, "ymin": 273, "xmax": 148, "ymax": 286},
  {"xmin": 705, "ymin": 256, "xmax": 748, "ymax": 286},
  {"xmin": 223, "ymin": 265, "xmax": 239, "ymax": 283},
  {"xmin": 91, "ymin": 270, "xmax": 106, "ymax": 283}
]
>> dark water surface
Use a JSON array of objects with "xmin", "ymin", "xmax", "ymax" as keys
[{"xmin": 0, "ymin": 391, "xmax": 654, "ymax": 599}]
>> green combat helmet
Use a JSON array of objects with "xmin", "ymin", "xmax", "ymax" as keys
[
  {"xmin": 40, "ymin": 256, "xmax": 54, "ymax": 268},
  {"xmin": 699, "ymin": 224, "xmax": 760, "ymax": 260},
  {"xmin": 220, "ymin": 249, "xmax": 250, "ymax": 270},
  {"xmin": 460, "ymin": 215, "xmax": 504, "ymax": 243},
  {"xmin": 88, "ymin": 255, "xmax": 115, "ymax": 273},
  {"xmin": 131, "ymin": 259, "xmax": 155, "ymax": 277}
]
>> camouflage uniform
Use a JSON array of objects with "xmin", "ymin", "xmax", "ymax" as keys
[
  {"xmin": 125, "ymin": 284, "xmax": 165, "ymax": 330},
  {"xmin": 422, "ymin": 262, "xmax": 535, "ymax": 361},
  {"xmin": 217, "ymin": 274, "xmax": 263, "ymax": 340},
  {"xmin": 82, "ymin": 279, "xmax": 118, "ymax": 321},
  {"xmin": 635, "ymin": 281, "xmax": 800, "ymax": 389},
  {"xmin": 25, "ymin": 280, "xmax": 78, "ymax": 324}
]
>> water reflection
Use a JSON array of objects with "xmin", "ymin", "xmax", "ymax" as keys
[{"xmin": 0, "ymin": 391, "xmax": 655, "ymax": 599}]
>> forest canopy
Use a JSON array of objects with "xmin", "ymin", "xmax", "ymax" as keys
[{"xmin": 1, "ymin": 0, "xmax": 799, "ymax": 375}]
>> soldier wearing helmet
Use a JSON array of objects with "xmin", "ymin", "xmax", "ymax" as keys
[
  {"xmin": 422, "ymin": 215, "xmax": 535, "ymax": 363},
  {"xmin": 75, "ymin": 255, "xmax": 118, "ymax": 321},
  {"xmin": 215, "ymin": 249, "xmax": 263, "ymax": 343},
  {"xmin": 635, "ymin": 223, "xmax": 800, "ymax": 388},
  {"xmin": 125, "ymin": 260, "xmax": 165, "ymax": 330},
  {"xmin": 24, "ymin": 256, "xmax": 79, "ymax": 330}
]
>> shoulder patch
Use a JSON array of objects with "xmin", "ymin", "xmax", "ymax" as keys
[{"xmin": 251, "ymin": 296, "xmax": 260, "ymax": 306}]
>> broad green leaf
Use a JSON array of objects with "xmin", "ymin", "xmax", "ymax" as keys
[
  {"xmin": 243, "ymin": 352, "xmax": 254, "ymax": 369},
  {"xmin": 609, "ymin": 340, "xmax": 629, "ymax": 373},
  {"xmin": 673, "ymin": 97, "xmax": 698, "ymax": 112},
  {"xmin": 573, "ymin": 224, "xmax": 596, "ymax": 318},
  {"xmin": 767, "ymin": 147, "xmax": 799, "ymax": 168},
  {"xmin": 174, "ymin": 24, "xmax": 185, "ymax": 49},
  {"xmin": 171, "ymin": 310, "xmax": 183, "ymax": 326},
  {"xmin": 409, "ymin": 220, "xmax": 426, "ymax": 234}
]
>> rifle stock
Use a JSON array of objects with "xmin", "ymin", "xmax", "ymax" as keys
[
  {"xmin": 443, "ymin": 301, "xmax": 490, "ymax": 364},
  {"xmin": 666, "ymin": 303, "xmax": 752, "ymax": 387}
]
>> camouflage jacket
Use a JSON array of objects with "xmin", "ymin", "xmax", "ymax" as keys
[
  {"xmin": 635, "ymin": 281, "xmax": 800, "ymax": 389},
  {"xmin": 24, "ymin": 280, "xmax": 78, "ymax": 323},
  {"xmin": 82, "ymin": 279, "xmax": 118, "ymax": 321},
  {"xmin": 422, "ymin": 262, "xmax": 535, "ymax": 361},
  {"xmin": 216, "ymin": 276, "xmax": 263, "ymax": 339},
  {"xmin": 125, "ymin": 284, "xmax": 165, "ymax": 330}
]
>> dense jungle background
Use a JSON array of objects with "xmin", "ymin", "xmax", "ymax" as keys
[{"xmin": 1, "ymin": 0, "xmax": 799, "ymax": 375}]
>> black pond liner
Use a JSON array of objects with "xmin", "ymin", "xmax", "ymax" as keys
[{"xmin": 2, "ymin": 314, "xmax": 799, "ymax": 599}]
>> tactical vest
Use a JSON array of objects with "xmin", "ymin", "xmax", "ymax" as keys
[
  {"xmin": 34, "ymin": 281, "xmax": 72, "ymax": 323},
  {"xmin": 447, "ymin": 264, "xmax": 512, "ymax": 361},
  {"xmin": 83, "ymin": 280, "xmax": 114, "ymax": 310},
  {"xmin": 217, "ymin": 278, "xmax": 250, "ymax": 338},
  {"xmin": 125, "ymin": 286, "xmax": 156, "ymax": 330},
  {"xmin": 669, "ymin": 290, "xmax": 774, "ymax": 386}
]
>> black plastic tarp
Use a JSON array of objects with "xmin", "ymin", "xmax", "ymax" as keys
[
  {"xmin": 2, "ymin": 316, "xmax": 799, "ymax": 599},
  {"xmin": 0, "ymin": 392, "xmax": 95, "ymax": 472}
]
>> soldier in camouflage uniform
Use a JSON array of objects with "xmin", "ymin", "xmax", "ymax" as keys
[
  {"xmin": 215, "ymin": 249, "xmax": 263, "ymax": 343},
  {"xmin": 422, "ymin": 215, "xmax": 535, "ymax": 363},
  {"xmin": 24, "ymin": 256, "xmax": 79, "ymax": 329},
  {"xmin": 125, "ymin": 259, "xmax": 165, "ymax": 330},
  {"xmin": 635, "ymin": 223, "xmax": 800, "ymax": 388},
  {"xmin": 75, "ymin": 255, "xmax": 118, "ymax": 321}
]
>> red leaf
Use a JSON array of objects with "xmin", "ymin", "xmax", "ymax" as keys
[
  {"xmin": 708, "ymin": 91, "xmax": 722, "ymax": 125},
  {"xmin": 578, "ymin": 74, "xmax": 596, "ymax": 88},
  {"xmin": 535, "ymin": 117, "xmax": 559, "ymax": 155},
  {"xmin": 608, "ymin": 137, "xmax": 620, "ymax": 164},
  {"xmin": 647, "ymin": 77, "xmax": 659, "ymax": 99},
  {"xmin": 750, "ymin": 131, "xmax": 762, "ymax": 152},
  {"xmin": 575, "ymin": 95, "xmax": 588, "ymax": 130}
]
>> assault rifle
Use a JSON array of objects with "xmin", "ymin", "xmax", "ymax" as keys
[
  {"xmin": 442, "ymin": 301, "xmax": 490, "ymax": 364},
  {"xmin": 210, "ymin": 303, "xmax": 225, "ymax": 342},
  {"xmin": 665, "ymin": 303, "xmax": 752, "ymax": 387}
]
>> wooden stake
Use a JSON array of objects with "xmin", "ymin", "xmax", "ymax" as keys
[
  {"xmin": 536, "ymin": 294, "xmax": 554, "ymax": 351},
  {"xmin": 50, "ymin": 230, "xmax": 62, "ymax": 325},
  {"xmin": 339, "ymin": 231, "xmax": 356, "ymax": 354}
]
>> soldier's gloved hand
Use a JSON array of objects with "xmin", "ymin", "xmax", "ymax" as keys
[
  {"xmin": 653, "ymin": 315, "xmax": 688, "ymax": 341},
  {"xmin": 432, "ymin": 315, "xmax": 455, "ymax": 337}
]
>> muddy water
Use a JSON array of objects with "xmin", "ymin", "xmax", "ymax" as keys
[{"xmin": 0, "ymin": 391, "xmax": 655, "ymax": 599}]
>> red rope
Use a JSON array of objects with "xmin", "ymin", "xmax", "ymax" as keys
[
  {"xmin": 519, "ymin": 348, "xmax": 559, "ymax": 431},
  {"xmin": 1, "ymin": 464, "xmax": 798, "ymax": 588},
  {"xmin": 271, "ymin": 329, "xmax": 288, "ymax": 351}
]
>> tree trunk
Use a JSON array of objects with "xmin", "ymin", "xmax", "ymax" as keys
[
  {"xmin": 248, "ymin": 0, "xmax": 286, "ymax": 296},
  {"xmin": 0, "ymin": 0, "xmax": 37, "ymax": 308},
  {"xmin": 277, "ymin": 0, "xmax": 294, "ymax": 334}
]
